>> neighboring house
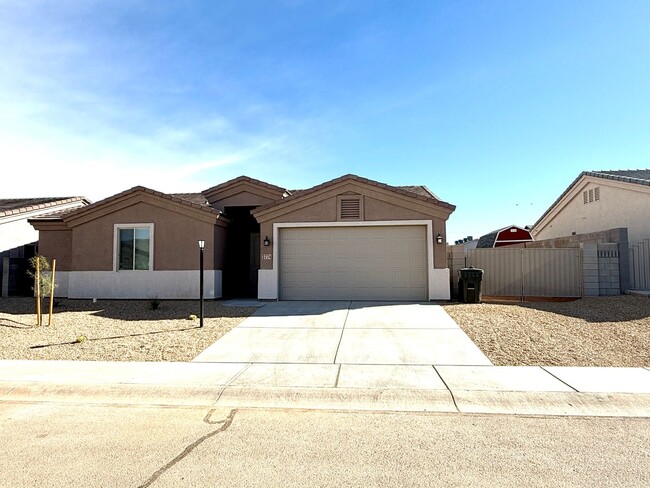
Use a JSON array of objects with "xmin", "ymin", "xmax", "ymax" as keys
[
  {"xmin": 30, "ymin": 175, "xmax": 455, "ymax": 301},
  {"xmin": 532, "ymin": 169, "xmax": 650, "ymax": 244},
  {"xmin": 0, "ymin": 197, "xmax": 89, "ymax": 296},
  {"xmin": 476, "ymin": 225, "xmax": 533, "ymax": 248}
]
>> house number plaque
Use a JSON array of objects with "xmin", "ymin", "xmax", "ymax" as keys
[{"xmin": 262, "ymin": 253, "xmax": 272, "ymax": 261}]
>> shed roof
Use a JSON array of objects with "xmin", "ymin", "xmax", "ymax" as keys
[{"xmin": 476, "ymin": 225, "xmax": 531, "ymax": 248}]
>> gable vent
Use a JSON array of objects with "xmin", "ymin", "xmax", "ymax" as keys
[{"xmin": 340, "ymin": 198, "xmax": 361, "ymax": 219}]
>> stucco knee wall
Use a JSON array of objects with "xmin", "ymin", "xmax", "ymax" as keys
[{"xmin": 59, "ymin": 270, "xmax": 222, "ymax": 299}]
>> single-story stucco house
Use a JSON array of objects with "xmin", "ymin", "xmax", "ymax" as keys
[{"xmin": 29, "ymin": 174, "xmax": 455, "ymax": 301}]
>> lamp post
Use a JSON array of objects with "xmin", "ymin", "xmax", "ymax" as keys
[{"xmin": 198, "ymin": 239, "xmax": 205, "ymax": 328}]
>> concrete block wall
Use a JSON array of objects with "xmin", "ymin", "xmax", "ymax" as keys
[
  {"xmin": 597, "ymin": 243, "xmax": 621, "ymax": 296},
  {"xmin": 582, "ymin": 243, "xmax": 599, "ymax": 297}
]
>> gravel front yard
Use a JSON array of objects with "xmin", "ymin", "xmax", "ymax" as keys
[
  {"xmin": 0, "ymin": 298, "xmax": 256, "ymax": 362},
  {"xmin": 2, "ymin": 296, "xmax": 649, "ymax": 366},
  {"xmin": 444, "ymin": 295, "xmax": 650, "ymax": 367}
]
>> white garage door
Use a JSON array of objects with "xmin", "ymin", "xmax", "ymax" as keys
[{"xmin": 279, "ymin": 226, "xmax": 428, "ymax": 300}]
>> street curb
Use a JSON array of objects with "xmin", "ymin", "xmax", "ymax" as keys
[{"xmin": 3, "ymin": 382, "xmax": 650, "ymax": 417}]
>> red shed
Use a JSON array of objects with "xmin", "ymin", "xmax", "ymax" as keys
[{"xmin": 476, "ymin": 225, "xmax": 533, "ymax": 248}]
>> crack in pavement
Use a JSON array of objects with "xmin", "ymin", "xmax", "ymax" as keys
[{"xmin": 137, "ymin": 408, "xmax": 237, "ymax": 488}]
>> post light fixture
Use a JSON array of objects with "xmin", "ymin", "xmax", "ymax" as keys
[
  {"xmin": 198, "ymin": 239, "xmax": 205, "ymax": 328},
  {"xmin": 436, "ymin": 233, "xmax": 444, "ymax": 245},
  {"xmin": 263, "ymin": 236, "xmax": 270, "ymax": 247}
]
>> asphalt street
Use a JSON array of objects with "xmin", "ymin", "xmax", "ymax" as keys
[{"xmin": 1, "ymin": 401, "xmax": 648, "ymax": 487}]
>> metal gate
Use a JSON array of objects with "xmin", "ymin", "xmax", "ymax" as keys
[
  {"xmin": 466, "ymin": 248, "xmax": 583, "ymax": 299},
  {"xmin": 629, "ymin": 239, "xmax": 650, "ymax": 290}
]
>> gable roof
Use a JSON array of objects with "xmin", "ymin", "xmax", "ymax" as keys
[
  {"xmin": 29, "ymin": 186, "xmax": 224, "ymax": 225},
  {"xmin": 0, "ymin": 197, "xmax": 89, "ymax": 219},
  {"xmin": 202, "ymin": 175, "xmax": 288, "ymax": 199},
  {"xmin": 253, "ymin": 174, "xmax": 455, "ymax": 216},
  {"xmin": 533, "ymin": 169, "xmax": 650, "ymax": 230}
]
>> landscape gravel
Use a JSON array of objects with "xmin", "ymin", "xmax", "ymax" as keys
[
  {"xmin": 2, "ymin": 296, "xmax": 649, "ymax": 366},
  {"xmin": 443, "ymin": 295, "xmax": 650, "ymax": 367},
  {"xmin": 0, "ymin": 298, "xmax": 256, "ymax": 362}
]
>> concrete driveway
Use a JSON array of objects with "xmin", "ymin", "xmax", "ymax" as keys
[{"xmin": 193, "ymin": 301, "xmax": 491, "ymax": 366}]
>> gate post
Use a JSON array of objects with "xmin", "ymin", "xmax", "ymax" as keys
[{"xmin": 581, "ymin": 243, "xmax": 599, "ymax": 296}]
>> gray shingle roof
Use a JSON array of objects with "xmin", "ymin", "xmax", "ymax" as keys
[
  {"xmin": 588, "ymin": 169, "xmax": 650, "ymax": 184},
  {"xmin": 476, "ymin": 231, "xmax": 498, "ymax": 248}
]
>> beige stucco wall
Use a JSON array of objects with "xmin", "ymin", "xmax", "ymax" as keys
[
  {"xmin": 70, "ymin": 202, "xmax": 219, "ymax": 271},
  {"xmin": 534, "ymin": 178, "xmax": 650, "ymax": 244},
  {"xmin": 257, "ymin": 191, "xmax": 449, "ymax": 270}
]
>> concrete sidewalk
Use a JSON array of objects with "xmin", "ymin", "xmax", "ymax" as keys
[{"xmin": 1, "ymin": 360, "xmax": 649, "ymax": 417}]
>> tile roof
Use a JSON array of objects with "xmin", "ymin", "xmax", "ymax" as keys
[
  {"xmin": 253, "ymin": 174, "xmax": 455, "ymax": 214},
  {"xmin": 588, "ymin": 169, "xmax": 650, "ymax": 184},
  {"xmin": 30, "ymin": 187, "xmax": 223, "ymax": 223},
  {"xmin": 397, "ymin": 185, "xmax": 440, "ymax": 199},
  {"xmin": 170, "ymin": 193, "xmax": 211, "ymax": 206},
  {"xmin": 202, "ymin": 175, "xmax": 287, "ymax": 197},
  {"xmin": 532, "ymin": 169, "xmax": 650, "ymax": 230},
  {"xmin": 0, "ymin": 197, "xmax": 88, "ymax": 219}
]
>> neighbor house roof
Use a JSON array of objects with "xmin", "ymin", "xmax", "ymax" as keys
[
  {"xmin": 589, "ymin": 169, "xmax": 650, "ymax": 183},
  {"xmin": 533, "ymin": 169, "xmax": 650, "ymax": 230},
  {"xmin": 0, "ymin": 197, "xmax": 89, "ymax": 219},
  {"xmin": 253, "ymin": 174, "xmax": 455, "ymax": 215}
]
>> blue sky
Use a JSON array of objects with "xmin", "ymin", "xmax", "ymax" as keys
[{"xmin": 2, "ymin": 1, "xmax": 649, "ymax": 242}]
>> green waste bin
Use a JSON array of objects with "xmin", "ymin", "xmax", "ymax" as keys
[{"xmin": 458, "ymin": 267, "xmax": 484, "ymax": 303}]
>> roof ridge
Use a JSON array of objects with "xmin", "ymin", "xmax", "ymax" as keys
[{"xmin": 202, "ymin": 175, "xmax": 287, "ymax": 196}]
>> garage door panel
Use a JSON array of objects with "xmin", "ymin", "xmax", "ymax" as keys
[{"xmin": 280, "ymin": 226, "xmax": 427, "ymax": 301}]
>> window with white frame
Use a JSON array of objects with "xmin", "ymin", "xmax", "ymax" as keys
[{"xmin": 115, "ymin": 224, "xmax": 153, "ymax": 270}]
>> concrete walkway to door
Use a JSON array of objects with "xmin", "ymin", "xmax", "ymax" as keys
[{"xmin": 193, "ymin": 301, "xmax": 492, "ymax": 366}]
